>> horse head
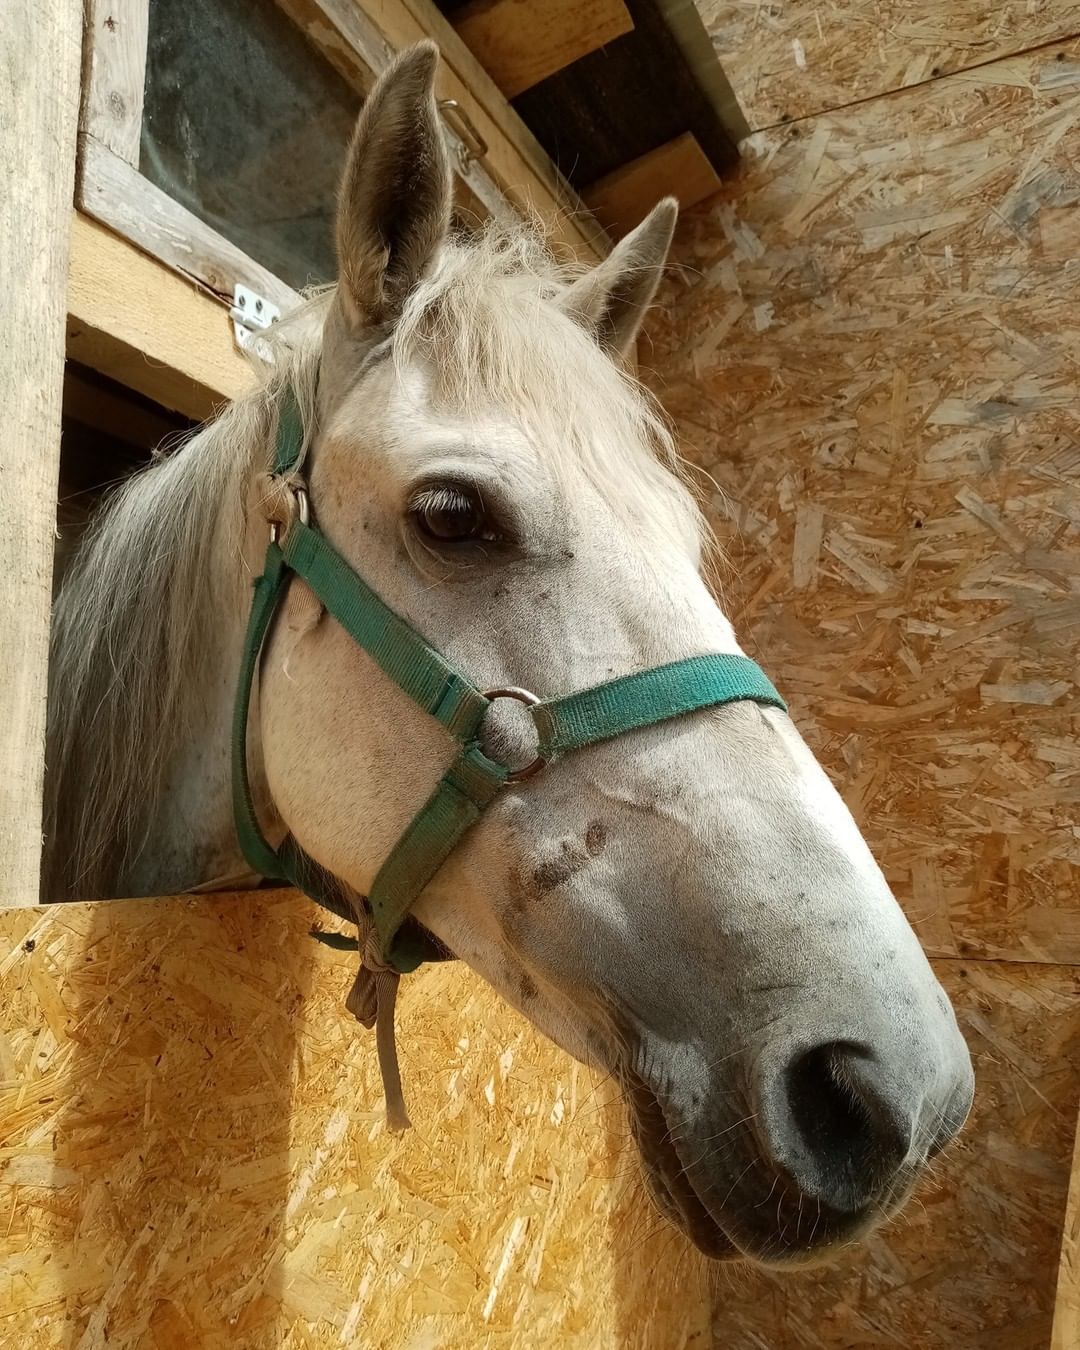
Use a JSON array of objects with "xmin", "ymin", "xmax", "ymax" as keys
[{"xmin": 256, "ymin": 45, "xmax": 973, "ymax": 1262}]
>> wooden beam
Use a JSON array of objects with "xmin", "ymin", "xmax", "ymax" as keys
[
  {"xmin": 1054, "ymin": 1109, "xmax": 1080, "ymax": 1349},
  {"xmin": 583, "ymin": 131, "xmax": 721, "ymax": 237},
  {"xmin": 67, "ymin": 213, "xmax": 254, "ymax": 422},
  {"xmin": 654, "ymin": 0, "xmax": 749, "ymax": 145},
  {"xmin": 453, "ymin": 0, "xmax": 634, "ymax": 100},
  {"xmin": 513, "ymin": 1, "xmax": 741, "ymax": 194},
  {"xmin": 0, "ymin": 0, "xmax": 82, "ymax": 905}
]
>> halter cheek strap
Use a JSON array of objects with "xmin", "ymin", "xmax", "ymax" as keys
[{"xmin": 232, "ymin": 388, "xmax": 786, "ymax": 1123}]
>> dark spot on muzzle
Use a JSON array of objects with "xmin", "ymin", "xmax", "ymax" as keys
[
  {"xmin": 533, "ymin": 824, "xmax": 607, "ymax": 893},
  {"xmin": 533, "ymin": 854, "xmax": 578, "ymax": 892},
  {"xmin": 585, "ymin": 820, "xmax": 607, "ymax": 855}
]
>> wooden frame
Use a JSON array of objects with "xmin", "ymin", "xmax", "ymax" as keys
[
  {"xmin": 76, "ymin": 0, "xmax": 606, "ymax": 327},
  {"xmin": 78, "ymin": 0, "xmax": 300, "ymax": 312}
]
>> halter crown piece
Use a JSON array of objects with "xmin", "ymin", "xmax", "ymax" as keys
[{"xmin": 232, "ymin": 388, "xmax": 787, "ymax": 1128}]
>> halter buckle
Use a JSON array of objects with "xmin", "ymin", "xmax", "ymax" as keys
[
  {"xmin": 482, "ymin": 687, "xmax": 547, "ymax": 782},
  {"xmin": 268, "ymin": 483, "xmax": 310, "ymax": 543}
]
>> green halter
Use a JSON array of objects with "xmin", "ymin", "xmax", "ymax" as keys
[{"xmin": 233, "ymin": 390, "xmax": 787, "ymax": 975}]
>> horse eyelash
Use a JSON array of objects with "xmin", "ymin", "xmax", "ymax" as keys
[{"xmin": 408, "ymin": 482, "xmax": 507, "ymax": 544}]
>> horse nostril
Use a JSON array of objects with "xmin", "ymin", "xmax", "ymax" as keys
[{"xmin": 782, "ymin": 1041, "xmax": 913, "ymax": 1212}]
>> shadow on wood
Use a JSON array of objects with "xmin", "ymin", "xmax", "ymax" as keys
[{"xmin": 0, "ymin": 893, "xmax": 711, "ymax": 1345}]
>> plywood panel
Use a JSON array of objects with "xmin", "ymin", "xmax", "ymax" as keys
[
  {"xmin": 0, "ymin": 894, "xmax": 710, "ymax": 1348},
  {"xmin": 710, "ymin": 960, "xmax": 1080, "ymax": 1348},
  {"xmin": 646, "ymin": 43, "xmax": 1080, "ymax": 964},
  {"xmin": 1, "ymin": 898, "xmax": 1071, "ymax": 1346},
  {"xmin": 697, "ymin": 0, "xmax": 1080, "ymax": 129}
]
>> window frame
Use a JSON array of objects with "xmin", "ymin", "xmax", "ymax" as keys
[{"xmin": 76, "ymin": 0, "xmax": 607, "ymax": 318}]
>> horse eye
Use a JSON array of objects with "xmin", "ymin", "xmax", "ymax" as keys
[{"xmin": 411, "ymin": 485, "xmax": 497, "ymax": 544}]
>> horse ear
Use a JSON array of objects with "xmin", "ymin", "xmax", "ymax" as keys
[
  {"xmin": 335, "ymin": 42, "xmax": 452, "ymax": 328},
  {"xmin": 561, "ymin": 199, "xmax": 678, "ymax": 359}
]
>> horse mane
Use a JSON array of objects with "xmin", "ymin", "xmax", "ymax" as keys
[
  {"xmin": 46, "ymin": 218, "xmax": 700, "ymax": 900},
  {"xmin": 45, "ymin": 303, "xmax": 324, "ymax": 900}
]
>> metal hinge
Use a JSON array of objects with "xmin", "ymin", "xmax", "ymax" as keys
[{"xmin": 230, "ymin": 283, "xmax": 280, "ymax": 360}]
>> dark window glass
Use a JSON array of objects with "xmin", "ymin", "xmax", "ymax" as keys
[{"xmin": 141, "ymin": 0, "xmax": 360, "ymax": 289}]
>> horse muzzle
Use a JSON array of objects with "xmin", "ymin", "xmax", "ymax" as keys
[{"xmin": 624, "ymin": 1030, "xmax": 974, "ymax": 1264}]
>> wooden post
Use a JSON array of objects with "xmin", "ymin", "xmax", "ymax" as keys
[{"xmin": 0, "ymin": 0, "xmax": 83, "ymax": 904}]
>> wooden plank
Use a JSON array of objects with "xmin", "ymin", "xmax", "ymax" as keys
[
  {"xmin": 0, "ymin": 0, "xmax": 82, "ymax": 906},
  {"xmin": 584, "ymin": 132, "xmax": 721, "ymax": 236},
  {"xmin": 513, "ymin": 0, "xmax": 741, "ymax": 190},
  {"xmin": 453, "ymin": 0, "xmax": 634, "ymax": 99},
  {"xmin": 77, "ymin": 135, "xmax": 300, "ymax": 312},
  {"xmin": 655, "ymin": 0, "xmax": 749, "ymax": 144},
  {"xmin": 365, "ymin": 0, "xmax": 610, "ymax": 258},
  {"xmin": 1054, "ymin": 1109, "xmax": 1080, "ymax": 1350},
  {"xmin": 81, "ymin": 0, "xmax": 149, "ymax": 166},
  {"xmin": 67, "ymin": 212, "xmax": 253, "ymax": 421},
  {"xmin": 0, "ymin": 892, "xmax": 711, "ymax": 1346}
]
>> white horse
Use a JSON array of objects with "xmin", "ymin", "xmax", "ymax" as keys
[{"xmin": 46, "ymin": 44, "xmax": 972, "ymax": 1264}]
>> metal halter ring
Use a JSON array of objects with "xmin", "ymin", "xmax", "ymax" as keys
[
  {"xmin": 269, "ymin": 483, "xmax": 310, "ymax": 543},
  {"xmin": 483, "ymin": 686, "xmax": 547, "ymax": 783}
]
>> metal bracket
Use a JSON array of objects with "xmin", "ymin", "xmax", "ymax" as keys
[
  {"xmin": 230, "ymin": 283, "xmax": 280, "ymax": 361},
  {"xmin": 438, "ymin": 98, "xmax": 488, "ymax": 174}
]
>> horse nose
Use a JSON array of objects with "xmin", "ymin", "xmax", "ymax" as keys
[{"xmin": 762, "ymin": 1041, "xmax": 923, "ymax": 1213}]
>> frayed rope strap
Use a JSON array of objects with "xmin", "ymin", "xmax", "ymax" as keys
[{"xmin": 232, "ymin": 388, "xmax": 786, "ymax": 1128}]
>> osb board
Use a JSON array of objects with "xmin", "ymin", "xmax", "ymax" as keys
[
  {"xmin": 695, "ymin": 0, "xmax": 1080, "ymax": 129},
  {"xmin": 644, "ymin": 42, "xmax": 1080, "ymax": 965},
  {"xmin": 2, "ymin": 901, "xmax": 1075, "ymax": 1349},
  {"xmin": 711, "ymin": 960, "xmax": 1080, "ymax": 1349},
  {"xmin": 1054, "ymin": 1110, "xmax": 1080, "ymax": 1349},
  {"xmin": 0, "ymin": 893, "xmax": 710, "ymax": 1349}
]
